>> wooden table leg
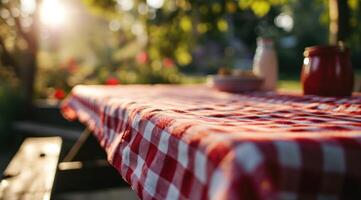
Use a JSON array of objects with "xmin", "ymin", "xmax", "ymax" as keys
[{"xmin": 53, "ymin": 128, "xmax": 129, "ymax": 194}]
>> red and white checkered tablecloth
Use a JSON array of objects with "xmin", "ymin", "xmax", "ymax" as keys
[{"xmin": 61, "ymin": 85, "xmax": 361, "ymax": 200}]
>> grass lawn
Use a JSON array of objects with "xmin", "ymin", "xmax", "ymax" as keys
[
  {"xmin": 182, "ymin": 70, "xmax": 360, "ymax": 92},
  {"xmin": 181, "ymin": 74, "xmax": 303, "ymax": 91},
  {"xmin": 278, "ymin": 79, "xmax": 301, "ymax": 91},
  {"xmin": 278, "ymin": 70, "xmax": 360, "ymax": 92}
]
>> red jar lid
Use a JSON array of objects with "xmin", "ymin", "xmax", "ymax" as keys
[{"xmin": 304, "ymin": 45, "xmax": 349, "ymax": 57}]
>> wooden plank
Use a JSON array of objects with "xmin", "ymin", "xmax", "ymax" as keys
[{"xmin": 0, "ymin": 137, "xmax": 62, "ymax": 200}]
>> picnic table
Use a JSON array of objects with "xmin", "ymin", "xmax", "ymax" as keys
[{"xmin": 61, "ymin": 84, "xmax": 361, "ymax": 200}]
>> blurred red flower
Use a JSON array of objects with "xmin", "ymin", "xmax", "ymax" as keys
[
  {"xmin": 105, "ymin": 77, "xmax": 120, "ymax": 85},
  {"xmin": 54, "ymin": 88, "xmax": 66, "ymax": 100},
  {"xmin": 136, "ymin": 51, "xmax": 148, "ymax": 64},
  {"xmin": 163, "ymin": 57, "xmax": 175, "ymax": 68},
  {"xmin": 66, "ymin": 58, "xmax": 78, "ymax": 73}
]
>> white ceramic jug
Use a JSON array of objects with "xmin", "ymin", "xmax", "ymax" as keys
[{"xmin": 252, "ymin": 38, "xmax": 278, "ymax": 91}]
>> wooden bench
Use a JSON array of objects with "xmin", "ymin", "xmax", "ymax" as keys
[
  {"xmin": 1, "ymin": 130, "xmax": 129, "ymax": 199},
  {"xmin": 0, "ymin": 137, "xmax": 62, "ymax": 200}
]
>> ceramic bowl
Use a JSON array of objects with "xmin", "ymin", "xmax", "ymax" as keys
[{"xmin": 207, "ymin": 75, "xmax": 263, "ymax": 93}]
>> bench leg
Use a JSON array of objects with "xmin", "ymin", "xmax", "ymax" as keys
[{"xmin": 53, "ymin": 128, "xmax": 128, "ymax": 194}]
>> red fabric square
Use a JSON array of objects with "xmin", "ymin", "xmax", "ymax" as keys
[{"xmin": 160, "ymin": 155, "xmax": 177, "ymax": 182}]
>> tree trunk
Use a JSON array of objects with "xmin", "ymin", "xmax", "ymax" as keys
[
  {"xmin": 0, "ymin": 1, "xmax": 40, "ymax": 116},
  {"xmin": 23, "ymin": 54, "xmax": 37, "ymax": 114},
  {"xmin": 23, "ymin": 0, "xmax": 40, "ymax": 114},
  {"xmin": 329, "ymin": 0, "xmax": 350, "ymax": 44}
]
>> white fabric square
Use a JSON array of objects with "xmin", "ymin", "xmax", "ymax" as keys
[
  {"xmin": 102, "ymin": 126, "xmax": 109, "ymax": 141},
  {"xmin": 177, "ymin": 141, "xmax": 189, "ymax": 168},
  {"xmin": 144, "ymin": 170, "xmax": 159, "ymax": 197},
  {"xmin": 122, "ymin": 146, "xmax": 131, "ymax": 166},
  {"xmin": 209, "ymin": 169, "xmax": 228, "ymax": 200},
  {"xmin": 274, "ymin": 141, "xmax": 301, "ymax": 168},
  {"xmin": 133, "ymin": 156, "xmax": 145, "ymax": 179},
  {"xmin": 322, "ymin": 144, "xmax": 345, "ymax": 173},
  {"xmin": 122, "ymin": 110, "xmax": 129, "ymax": 124},
  {"xmin": 166, "ymin": 184, "xmax": 180, "ymax": 200},
  {"xmin": 235, "ymin": 143, "xmax": 263, "ymax": 173},
  {"xmin": 107, "ymin": 129, "xmax": 115, "ymax": 145},
  {"xmin": 132, "ymin": 114, "xmax": 141, "ymax": 131},
  {"xmin": 195, "ymin": 150, "xmax": 207, "ymax": 183},
  {"xmin": 144, "ymin": 122, "xmax": 155, "ymax": 141},
  {"xmin": 158, "ymin": 131, "xmax": 170, "ymax": 154},
  {"xmin": 107, "ymin": 105, "xmax": 115, "ymax": 117}
]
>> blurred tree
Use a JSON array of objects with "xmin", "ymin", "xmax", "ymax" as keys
[
  {"xmin": 0, "ymin": 0, "xmax": 40, "ymax": 111},
  {"xmin": 82, "ymin": 0, "xmax": 266, "ymax": 73},
  {"xmin": 198, "ymin": 0, "xmax": 355, "ymax": 44},
  {"xmin": 82, "ymin": 0, "xmax": 359, "ymax": 56},
  {"xmin": 329, "ymin": 0, "xmax": 351, "ymax": 44},
  {"xmin": 79, "ymin": 1, "xmax": 288, "ymax": 73}
]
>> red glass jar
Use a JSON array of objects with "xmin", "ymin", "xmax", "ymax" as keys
[{"xmin": 301, "ymin": 45, "xmax": 354, "ymax": 96}]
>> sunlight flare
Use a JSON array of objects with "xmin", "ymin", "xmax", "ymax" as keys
[
  {"xmin": 40, "ymin": 0, "xmax": 67, "ymax": 28},
  {"xmin": 146, "ymin": 0, "xmax": 164, "ymax": 9}
]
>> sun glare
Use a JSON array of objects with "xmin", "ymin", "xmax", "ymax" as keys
[
  {"xmin": 40, "ymin": 0, "xmax": 67, "ymax": 28},
  {"xmin": 21, "ymin": 0, "xmax": 36, "ymax": 14}
]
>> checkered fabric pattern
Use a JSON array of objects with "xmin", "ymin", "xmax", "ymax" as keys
[{"xmin": 61, "ymin": 85, "xmax": 361, "ymax": 200}]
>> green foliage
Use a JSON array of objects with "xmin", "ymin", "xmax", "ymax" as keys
[
  {"xmin": 82, "ymin": 0, "xmax": 117, "ymax": 16},
  {"xmin": 239, "ymin": 0, "xmax": 289, "ymax": 17},
  {"xmin": 0, "ymin": 69, "xmax": 23, "ymax": 143},
  {"xmin": 347, "ymin": 0, "xmax": 361, "ymax": 71},
  {"xmin": 31, "ymin": 0, "xmax": 361, "ymax": 98},
  {"xmin": 77, "ymin": 0, "xmax": 293, "ymax": 76}
]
